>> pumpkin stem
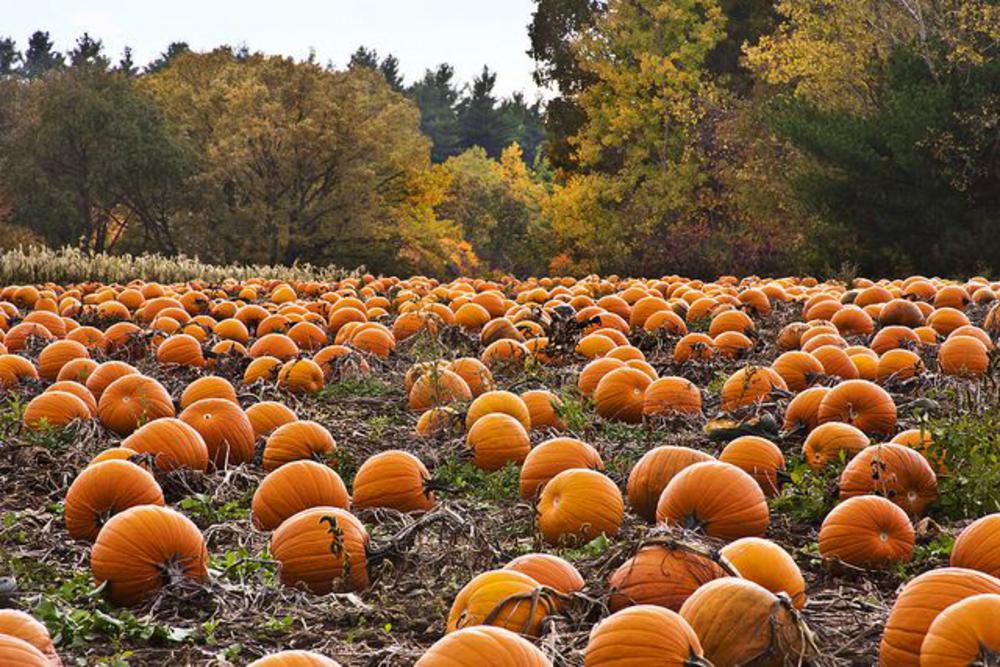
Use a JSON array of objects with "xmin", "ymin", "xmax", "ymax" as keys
[
  {"xmin": 365, "ymin": 506, "xmax": 464, "ymax": 568},
  {"xmin": 423, "ymin": 477, "xmax": 458, "ymax": 495}
]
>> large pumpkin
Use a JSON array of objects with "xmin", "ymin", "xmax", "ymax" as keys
[
  {"xmin": 642, "ymin": 376, "xmax": 702, "ymax": 417},
  {"xmin": 465, "ymin": 391, "xmax": 532, "ymax": 430},
  {"xmin": 121, "ymin": 418, "xmax": 210, "ymax": 472},
  {"xmin": 919, "ymin": 593, "xmax": 1000, "ymax": 667},
  {"xmin": 179, "ymin": 398, "xmax": 256, "ymax": 468},
  {"xmin": 627, "ymin": 446, "xmax": 714, "ymax": 522},
  {"xmin": 247, "ymin": 650, "xmax": 342, "ymax": 666},
  {"xmin": 817, "ymin": 379, "xmax": 897, "ymax": 435},
  {"xmin": 23, "ymin": 391, "xmax": 92, "ymax": 431},
  {"xmin": 537, "ymin": 469, "xmax": 623, "ymax": 545},
  {"xmin": 608, "ymin": 544, "xmax": 727, "ymax": 612},
  {"xmin": 838, "ymin": 443, "xmax": 938, "ymax": 517},
  {"xmin": 719, "ymin": 537, "xmax": 806, "ymax": 609},
  {"xmin": 504, "ymin": 553, "xmax": 584, "ymax": 595},
  {"xmin": 245, "ymin": 401, "xmax": 298, "ymax": 438},
  {"xmin": 446, "ymin": 569, "xmax": 553, "ymax": 637},
  {"xmin": 91, "ymin": 505, "xmax": 208, "ymax": 607},
  {"xmin": 465, "ymin": 413, "xmax": 531, "ymax": 471},
  {"xmin": 718, "ymin": 436, "xmax": 786, "ymax": 498},
  {"xmin": 269, "ymin": 507, "xmax": 370, "ymax": 594},
  {"xmin": 251, "ymin": 460, "xmax": 350, "ymax": 531},
  {"xmin": 950, "ymin": 513, "xmax": 1000, "ymax": 577},
  {"xmin": 593, "ymin": 367, "xmax": 652, "ymax": 423},
  {"xmin": 262, "ymin": 420, "xmax": 336, "ymax": 472},
  {"xmin": 0, "ymin": 609, "xmax": 60, "ymax": 665},
  {"xmin": 65, "ymin": 460, "xmax": 165, "ymax": 542},
  {"xmin": 680, "ymin": 578, "xmax": 811, "ymax": 667},
  {"xmin": 519, "ymin": 437, "xmax": 604, "ymax": 499},
  {"xmin": 416, "ymin": 626, "xmax": 552, "ymax": 667},
  {"xmin": 97, "ymin": 374, "xmax": 175, "ymax": 435},
  {"xmin": 352, "ymin": 450, "xmax": 435, "ymax": 513},
  {"xmin": 0, "ymin": 634, "xmax": 50, "ymax": 667},
  {"xmin": 656, "ymin": 461, "xmax": 769, "ymax": 540},
  {"xmin": 802, "ymin": 421, "xmax": 869, "ymax": 469},
  {"xmin": 818, "ymin": 495, "xmax": 914, "ymax": 568},
  {"xmin": 880, "ymin": 567, "xmax": 1000, "ymax": 666},
  {"xmin": 585, "ymin": 605, "xmax": 707, "ymax": 667},
  {"xmin": 719, "ymin": 366, "xmax": 787, "ymax": 412}
]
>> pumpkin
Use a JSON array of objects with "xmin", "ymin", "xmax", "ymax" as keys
[
  {"xmin": 65, "ymin": 460, "xmax": 165, "ymax": 542},
  {"xmin": 919, "ymin": 593, "xmax": 1000, "ymax": 666},
  {"xmin": 352, "ymin": 450, "xmax": 435, "ymax": 513},
  {"xmin": 37, "ymin": 339, "xmax": 89, "ymax": 381},
  {"xmin": 811, "ymin": 345, "xmax": 859, "ymax": 380},
  {"xmin": 121, "ymin": 417, "xmax": 210, "ymax": 472},
  {"xmin": 177, "ymin": 398, "xmax": 254, "ymax": 468},
  {"xmin": 249, "ymin": 333, "xmax": 300, "ymax": 361},
  {"xmin": 880, "ymin": 567, "xmax": 1000, "ymax": 666},
  {"xmin": 46, "ymin": 380, "xmax": 97, "ymax": 416},
  {"xmin": 408, "ymin": 369, "xmax": 472, "ymax": 411},
  {"xmin": 771, "ymin": 351, "xmax": 824, "ymax": 392},
  {"xmin": 90, "ymin": 447, "xmax": 141, "ymax": 466},
  {"xmin": 179, "ymin": 376, "xmax": 238, "ymax": 409},
  {"xmin": 416, "ymin": 626, "xmax": 552, "ymax": 667},
  {"xmin": 802, "ymin": 421, "xmax": 869, "ymax": 469},
  {"xmin": 416, "ymin": 406, "xmax": 462, "ymax": 438},
  {"xmin": 838, "ymin": 443, "xmax": 938, "ymax": 517},
  {"xmin": 155, "ymin": 334, "xmax": 205, "ymax": 367},
  {"xmin": 656, "ymin": 461, "xmax": 769, "ymax": 540},
  {"xmin": 876, "ymin": 349, "xmax": 925, "ymax": 383},
  {"xmin": 0, "ymin": 635, "xmax": 49, "ymax": 667},
  {"xmin": 269, "ymin": 506, "xmax": 369, "ymax": 594},
  {"xmin": 520, "ymin": 389, "xmax": 565, "ymax": 430},
  {"xmin": 718, "ymin": 436, "xmax": 786, "ymax": 498},
  {"xmin": 938, "ymin": 335, "xmax": 989, "ymax": 377},
  {"xmin": 537, "ymin": 469, "xmax": 623, "ymax": 545},
  {"xmin": 719, "ymin": 366, "xmax": 787, "ymax": 412},
  {"xmin": 277, "ymin": 359, "xmax": 325, "ymax": 393},
  {"xmin": 446, "ymin": 569, "xmax": 553, "ymax": 636},
  {"xmin": 627, "ymin": 446, "xmax": 714, "ymax": 522},
  {"xmin": 782, "ymin": 386, "xmax": 830, "ymax": 433},
  {"xmin": 577, "ymin": 357, "xmax": 626, "ymax": 398},
  {"xmin": 504, "ymin": 553, "xmax": 584, "ymax": 595},
  {"xmin": 713, "ymin": 331, "xmax": 754, "ymax": 359},
  {"xmin": 465, "ymin": 413, "xmax": 531, "ymax": 471},
  {"xmin": 608, "ymin": 544, "xmax": 727, "ymax": 612},
  {"xmin": 950, "ymin": 513, "xmax": 1000, "ymax": 577},
  {"xmin": 23, "ymin": 391, "xmax": 91, "ymax": 430},
  {"xmin": 585, "ymin": 605, "xmax": 707, "ymax": 667},
  {"xmin": 246, "ymin": 401, "xmax": 298, "ymax": 438},
  {"xmin": 642, "ymin": 376, "xmax": 702, "ymax": 417},
  {"xmin": 519, "ymin": 437, "xmax": 604, "ymax": 499},
  {"xmin": 719, "ymin": 537, "xmax": 806, "ymax": 609},
  {"xmin": 85, "ymin": 361, "xmax": 138, "ymax": 401},
  {"xmin": 56, "ymin": 357, "xmax": 98, "ymax": 383},
  {"xmin": 0, "ymin": 609, "xmax": 60, "ymax": 665},
  {"xmin": 448, "ymin": 357, "xmax": 494, "ymax": 397},
  {"xmin": 91, "ymin": 505, "xmax": 208, "ymax": 607},
  {"xmin": 97, "ymin": 374, "xmax": 175, "ymax": 435},
  {"xmin": 263, "ymin": 420, "xmax": 336, "ymax": 471},
  {"xmin": 248, "ymin": 651, "xmax": 341, "ymax": 666},
  {"xmin": 465, "ymin": 391, "xmax": 532, "ymax": 430},
  {"xmin": 252, "ymin": 460, "xmax": 350, "ymax": 531},
  {"xmin": 818, "ymin": 495, "xmax": 915, "ymax": 568}
]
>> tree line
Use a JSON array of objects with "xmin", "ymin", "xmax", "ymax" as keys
[{"xmin": 1, "ymin": 2, "xmax": 998, "ymax": 278}]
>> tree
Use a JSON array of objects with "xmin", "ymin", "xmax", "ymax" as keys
[
  {"xmin": 379, "ymin": 54, "xmax": 404, "ymax": 91},
  {"xmin": 143, "ymin": 50, "xmax": 457, "ymax": 273},
  {"xmin": 69, "ymin": 33, "xmax": 109, "ymax": 69},
  {"xmin": 408, "ymin": 64, "xmax": 463, "ymax": 163},
  {"xmin": 457, "ymin": 66, "xmax": 514, "ymax": 157},
  {"xmin": 118, "ymin": 47, "xmax": 137, "ymax": 76},
  {"xmin": 145, "ymin": 42, "xmax": 189, "ymax": 74},
  {"xmin": 20, "ymin": 31, "xmax": 62, "ymax": 78},
  {"xmin": 0, "ymin": 38, "xmax": 20, "ymax": 76},
  {"xmin": 348, "ymin": 45, "xmax": 380, "ymax": 70},
  {"xmin": 499, "ymin": 93, "xmax": 546, "ymax": 165}
]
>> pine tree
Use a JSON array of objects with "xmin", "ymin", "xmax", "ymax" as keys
[
  {"xmin": 408, "ymin": 64, "xmax": 462, "ymax": 162},
  {"xmin": 20, "ymin": 31, "xmax": 62, "ymax": 79}
]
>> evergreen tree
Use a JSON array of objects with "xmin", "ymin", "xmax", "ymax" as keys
[
  {"xmin": 379, "ymin": 53, "xmax": 404, "ymax": 91},
  {"xmin": 69, "ymin": 33, "xmax": 108, "ymax": 69},
  {"xmin": 118, "ymin": 46, "xmax": 137, "ymax": 76},
  {"xmin": 146, "ymin": 42, "xmax": 189, "ymax": 73},
  {"xmin": 20, "ymin": 31, "xmax": 62, "ymax": 79},
  {"xmin": 0, "ymin": 38, "xmax": 20, "ymax": 76},
  {"xmin": 408, "ymin": 64, "xmax": 462, "ymax": 162},
  {"xmin": 457, "ymin": 66, "xmax": 512, "ymax": 157},
  {"xmin": 348, "ymin": 46, "xmax": 379, "ymax": 70}
]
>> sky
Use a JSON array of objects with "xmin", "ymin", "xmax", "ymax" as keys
[{"xmin": 3, "ymin": 0, "xmax": 546, "ymax": 98}]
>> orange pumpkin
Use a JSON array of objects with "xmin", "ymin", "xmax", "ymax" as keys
[
  {"xmin": 719, "ymin": 366, "xmax": 787, "ymax": 412},
  {"xmin": 121, "ymin": 418, "xmax": 210, "ymax": 472},
  {"xmin": 179, "ymin": 398, "xmax": 255, "ymax": 467},
  {"xmin": 608, "ymin": 544, "xmax": 726, "ymax": 611},
  {"xmin": 97, "ymin": 374, "xmax": 175, "ymax": 435},
  {"xmin": 504, "ymin": 553, "xmax": 584, "ymax": 595},
  {"xmin": 537, "ymin": 469, "xmax": 623, "ymax": 544},
  {"xmin": 352, "ymin": 450, "xmax": 435, "ymax": 513},
  {"xmin": 819, "ymin": 495, "xmax": 914, "ymax": 568},
  {"xmin": 251, "ymin": 460, "xmax": 350, "ymax": 531},
  {"xmin": 465, "ymin": 413, "xmax": 531, "ymax": 471},
  {"xmin": 919, "ymin": 593, "xmax": 1000, "ymax": 667},
  {"xmin": 719, "ymin": 436, "xmax": 786, "ymax": 498},
  {"xmin": 248, "ymin": 650, "xmax": 342, "ymax": 667},
  {"xmin": 445, "ymin": 569, "xmax": 552, "ymax": 637},
  {"xmin": 262, "ymin": 420, "xmax": 336, "ymax": 471},
  {"xmin": 642, "ymin": 376, "xmax": 702, "ymax": 417},
  {"xmin": 519, "ymin": 437, "xmax": 604, "ymax": 499},
  {"xmin": 416, "ymin": 626, "xmax": 552, "ymax": 666},
  {"xmin": 270, "ymin": 506, "xmax": 369, "ymax": 594},
  {"xmin": 23, "ymin": 391, "xmax": 91, "ymax": 430},
  {"xmin": 245, "ymin": 401, "xmax": 298, "ymax": 438},
  {"xmin": 465, "ymin": 390, "xmax": 532, "ymax": 430},
  {"xmin": 838, "ymin": 443, "xmax": 938, "ymax": 517},
  {"xmin": 950, "ymin": 513, "xmax": 1000, "ymax": 578},
  {"xmin": 627, "ymin": 446, "xmax": 714, "ymax": 522},
  {"xmin": 656, "ymin": 461, "xmax": 769, "ymax": 540},
  {"xmin": 584, "ymin": 605, "xmax": 706, "ymax": 667},
  {"xmin": 179, "ymin": 376, "xmax": 238, "ymax": 409},
  {"xmin": 0, "ymin": 609, "xmax": 60, "ymax": 665},
  {"xmin": 719, "ymin": 537, "xmax": 806, "ymax": 609},
  {"xmin": 65, "ymin": 460, "xmax": 165, "ymax": 542}
]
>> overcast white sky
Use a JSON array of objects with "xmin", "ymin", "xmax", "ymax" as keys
[{"xmin": 3, "ymin": 0, "xmax": 546, "ymax": 98}]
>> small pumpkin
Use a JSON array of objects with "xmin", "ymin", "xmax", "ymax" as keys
[
  {"xmin": 520, "ymin": 389, "xmax": 565, "ymax": 430},
  {"xmin": 247, "ymin": 650, "xmax": 341, "ymax": 666},
  {"xmin": 23, "ymin": 391, "xmax": 91, "ymax": 430},
  {"xmin": 802, "ymin": 421, "xmax": 869, "ymax": 469},
  {"xmin": 719, "ymin": 366, "xmax": 787, "ymax": 412},
  {"xmin": 262, "ymin": 420, "xmax": 336, "ymax": 471},
  {"xmin": 465, "ymin": 390, "xmax": 532, "ymax": 431},
  {"xmin": 465, "ymin": 413, "xmax": 531, "ymax": 471},
  {"xmin": 718, "ymin": 436, "xmax": 786, "ymax": 498},
  {"xmin": 179, "ymin": 376, "xmax": 238, "ymax": 409},
  {"xmin": 121, "ymin": 417, "xmax": 210, "ymax": 472},
  {"xmin": 817, "ymin": 379, "xmax": 897, "ymax": 435},
  {"xmin": 504, "ymin": 553, "xmax": 584, "ymax": 595},
  {"xmin": 519, "ymin": 437, "xmax": 604, "ymax": 499},
  {"xmin": 642, "ymin": 376, "xmax": 702, "ymax": 417},
  {"xmin": 446, "ymin": 569, "xmax": 553, "ymax": 637}
]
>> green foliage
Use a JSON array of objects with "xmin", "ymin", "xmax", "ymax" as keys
[
  {"xmin": 433, "ymin": 459, "xmax": 522, "ymax": 503},
  {"xmin": 769, "ymin": 458, "xmax": 840, "ymax": 524},
  {"xmin": 177, "ymin": 493, "xmax": 250, "ymax": 526},
  {"xmin": 929, "ymin": 410, "xmax": 1000, "ymax": 520}
]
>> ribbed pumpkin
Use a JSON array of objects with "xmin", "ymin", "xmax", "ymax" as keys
[
  {"xmin": 802, "ymin": 421, "xmax": 869, "ymax": 469},
  {"xmin": 680, "ymin": 578, "xmax": 810, "ymax": 667},
  {"xmin": 42, "ymin": 381, "xmax": 95, "ymax": 418},
  {"xmin": 90, "ymin": 446, "xmax": 141, "ymax": 466},
  {"xmin": 246, "ymin": 401, "xmax": 298, "ymax": 438},
  {"xmin": 56, "ymin": 357, "xmax": 98, "ymax": 383},
  {"xmin": 249, "ymin": 333, "xmax": 300, "ymax": 361},
  {"xmin": 520, "ymin": 389, "xmax": 565, "ymax": 430},
  {"xmin": 352, "ymin": 450, "xmax": 435, "ymax": 513},
  {"xmin": 446, "ymin": 569, "xmax": 553, "ymax": 636},
  {"xmin": 719, "ymin": 537, "xmax": 806, "ymax": 609},
  {"xmin": 252, "ymin": 461, "xmax": 350, "ymax": 531},
  {"xmin": 876, "ymin": 348, "xmax": 925, "ymax": 383},
  {"xmin": 919, "ymin": 593, "xmax": 1000, "ymax": 666},
  {"xmin": 880, "ymin": 567, "xmax": 1000, "ymax": 666},
  {"xmin": 179, "ymin": 376, "xmax": 238, "ymax": 409},
  {"xmin": 179, "ymin": 398, "xmax": 255, "ymax": 468},
  {"xmin": 0, "ymin": 609, "xmax": 60, "ymax": 665},
  {"xmin": 155, "ymin": 333, "xmax": 205, "ymax": 367},
  {"xmin": 97, "ymin": 374, "xmax": 175, "ymax": 435},
  {"xmin": 65, "ymin": 460, "xmax": 165, "ymax": 542},
  {"xmin": 656, "ymin": 461, "xmax": 769, "ymax": 540},
  {"xmin": 466, "ymin": 413, "xmax": 531, "ymax": 471},
  {"xmin": 416, "ymin": 626, "xmax": 552, "ymax": 667},
  {"xmin": 817, "ymin": 379, "xmax": 897, "ymax": 435},
  {"xmin": 248, "ymin": 650, "xmax": 342, "ymax": 666},
  {"xmin": 519, "ymin": 437, "xmax": 604, "ymax": 499},
  {"xmin": 121, "ymin": 417, "xmax": 210, "ymax": 472},
  {"xmin": 719, "ymin": 436, "xmax": 786, "ymax": 498},
  {"xmin": 819, "ymin": 495, "xmax": 915, "ymax": 568},
  {"xmin": 91, "ymin": 505, "xmax": 208, "ymax": 607},
  {"xmin": 269, "ymin": 507, "xmax": 369, "ymax": 594},
  {"xmin": 608, "ymin": 544, "xmax": 727, "ymax": 612},
  {"xmin": 408, "ymin": 369, "xmax": 472, "ymax": 411},
  {"xmin": 504, "ymin": 553, "xmax": 584, "ymax": 595},
  {"xmin": 262, "ymin": 420, "xmax": 336, "ymax": 471},
  {"xmin": 838, "ymin": 443, "xmax": 938, "ymax": 517},
  {"xmin": 938, "ymin": 335, "xmax": 989, "ymax": 377},
  {"xmin": 465, "ymin": 390, "xmax": 532, "ymax": 430},
  {"xmin": 719, "ymin": 366, "xmax": 787, "ymax": 412},
  {"xmin": 771, "ymin": 351, "xmax": 824, "ymax": 392},
  {"xmin": 811, "ymin": 344, "xmax": 860, "ymax": 380},
  {"xmin": 277, "ymin": 359, "xmax": 325, "ymax": 393},
  {"xmin": 0, "ymin": 634, "xmax": 50, "ymax": 666},
  {"xmin": 416, "ymin": 406, "xmax": 462, "ymax": 437},
  {"xmin": 950, "ymin": 513, "xmax": 1000, "ymax": 577},
  {"xmin": 585, "ymin": 605, "xmax": 708, "ymax": 667},
  {"xmin": 577, "ymin": 357, "xmax": 626, "ymax": 398},
  {"xmin": 537, "ymin": 469, "xmax": 623, "ymax": 545},
  {"xmin": 642, "ymin": 376, "xmax": 702, "ymax": 417},
  {"xmin": 673, "ymin": 333, "xmax": 714, "ymax": 363},
  {"xmin": 23, "ymin": 391, "xmax": 91, "ymax": 430},
  {"xmin": 448, "ymin": 357, "xmax": 494, "ymax": 397},
  {"xmin": 627, "ymin": 446, "xmax": 714, "ymax": 522},
  {"xmin": 37, "ymin": 339, "xmax": 89, "ymax": 381},
  {"xmin": 783, "ymin": 386, "xmax": 829, "ymax": 433}
]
